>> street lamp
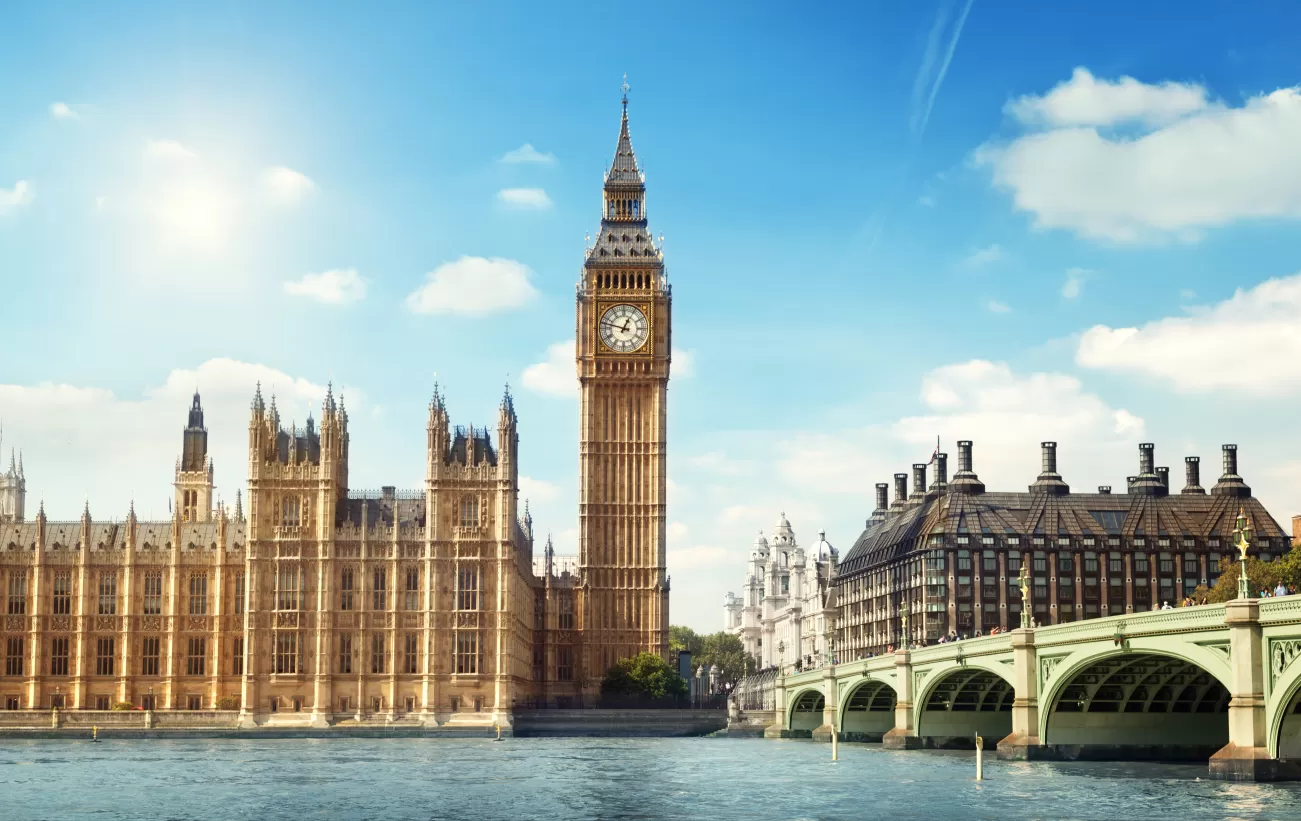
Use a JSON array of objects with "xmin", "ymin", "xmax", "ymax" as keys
[{"xmin": 1232, "ymin": 507, "xmax": 1255, "ymax": 600}]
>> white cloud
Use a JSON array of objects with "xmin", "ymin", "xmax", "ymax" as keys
[
  {"xmin": 674, "ymin": 349, "xmax": 696, "ymax": 378},
  {"xmin": 985, "ymin": 299, "xmax": 1011, "ymax": 314},
  {"xmin": 1179, "ymin": 288, "xmax": 1198, "ymax": 301},
  {"xmin": 668, "ymin": 359, "xmax": 1147, "ymax": 629},
  {"xmin": 49, "ymin": 102, "xmax": 79, "ymax": 120},
  {"xmin": 520, "ymin": 475, "xmax": 562, "ymax": 504},
  {"xmin": 496, "ymin": 187, "xmax": 553, "ymax": 210},
  {"xmin": 522, "ymin": 341, "xmax": 575, "ymax": 398},
  {"xmin": 145, "ymin": 139, "xmax": 196, "ymax": 161},
  {"xmin": 1077, "ymin": 271, "xmax": 1301, "ymax": 395},
  {"xmin": 0, "ymin": 359, "xmax": 332, "ymax": 519},
  {"xmin": 499, "ymin": 144, "xmax": 557, "ymax": 165},
  {"xmin": 977, "ymin": 78, "xmax": 1301, "ymax": 242},
  {"xmin": 0, "ymin": 180, "xmax": 33, "ymax": 212},
  {"xmin": 918, "ymin": 195, "xmax": 936, "ymax": 208},
  {"xmin": 263, "ymin": 166, "xmax": 316, "ymax": 204},
  {"xmin": 283, "ymin": 269, "xmax": 367, "ymax": 305},
  {"xmin": 962, "ymin": 244, "xmax": 1004, "ymax": 268},
  {"xmin": 1062, "ymin": 267, "xmax": 1090, "ymax": 299},
  {"xmin": 523, "ymin": 341, "xmax": 694, "ymax": 399},
  {"xmin": 404, "ymin": 256, "xmax": 539, "ymax": 316},
  {"xmin": 1006, "ymin": 67, "xmax": 1209, "ymax": 128}
]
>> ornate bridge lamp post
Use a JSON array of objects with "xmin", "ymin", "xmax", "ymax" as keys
[
  {"xmin": 1017, "ymin": 564, "xmax": 1031, "ymax": 629},
  {"xmin": 899, "ymin": 596, "xmax": 909, "ymax": 650},
  {"xmin": 1232, "ymin": 507, "xmax": 1255, "ymax": 600}
]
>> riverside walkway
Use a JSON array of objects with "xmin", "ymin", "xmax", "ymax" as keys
[{"xmin": 749, "ymin": 596, "xmax": 1301, "ymax": 780}]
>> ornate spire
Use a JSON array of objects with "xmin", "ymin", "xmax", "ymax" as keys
[
  {"xmin": 325, "ymin": 381, "xmax": 336, "ymax": 414},
  {"xmin": 234, "ymin": 489, "xmax": 243, "ymax": 521},
  {"xmin": 500, "ymin": 381, "xmax": 515, "ymax": 417},
  {"xmin": 430, "ymin": 381, "xmax": 446, "ymax": 413},
  {"xmin": 17, "ymin": 450, "xmax": 22, "ymax": 478},
  {"xmin": 252, "ymin": 381, "xmax": 265, "ymax": 413},
  {"xmin": 606, "ymin": 74, "xmax": 643, "ymax": 188}
]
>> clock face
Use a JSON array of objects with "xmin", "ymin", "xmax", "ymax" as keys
[{"xmin": 599, "ymin": 304, "xmax": 649, "ymax": 353}]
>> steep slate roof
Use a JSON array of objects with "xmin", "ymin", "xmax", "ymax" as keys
[{"xmin": 840, "ymin": 446, "xmax": 1288, "ymax": 577}]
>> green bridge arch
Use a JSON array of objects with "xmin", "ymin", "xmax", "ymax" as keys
[
  {"xmin": 913, "ymin": 661, "xmax": 1015, "ymax": 747},
  {"xmin": 837, "ymin": 676, "xmax": 897, "ymax": 740},
  {"xmin": 1037, "ymin": 647, "xmax": 1232, "ymax": 758},
  {"xmin": 788, "ymin": 687, "xmax": 825, "ymax": 733}
]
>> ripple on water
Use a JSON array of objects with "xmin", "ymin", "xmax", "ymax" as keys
[{"xmin": 1, "ymin": 738, "xmax": 1300, "ymax": 821}]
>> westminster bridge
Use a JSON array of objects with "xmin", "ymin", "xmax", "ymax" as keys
[{"xmin": 744, "ymin": 596, "xmax": 1301, "ymax": 781}]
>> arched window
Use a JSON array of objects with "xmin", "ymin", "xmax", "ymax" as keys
[{"xmin": 459, "ymin": 496, "xmax": 479, "ymax": 528}]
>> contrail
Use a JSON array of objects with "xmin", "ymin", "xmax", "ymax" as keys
[{"xmin": 913, "ymin": 0, "xmax": 976, "ymax": 140}]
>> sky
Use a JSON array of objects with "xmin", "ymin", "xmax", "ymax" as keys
[{"xmin": 4, "ymin": 1, "xmax": 1301, "ymax": 632}]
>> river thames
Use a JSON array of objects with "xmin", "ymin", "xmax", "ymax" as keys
[{"xmin": 3, "ymin": 737, "xmax": 1301, "ymax": 820}]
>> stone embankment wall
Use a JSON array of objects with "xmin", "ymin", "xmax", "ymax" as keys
[{"xmin": 512, "ymin": 709, "xmax": 727, "ymax": 738}]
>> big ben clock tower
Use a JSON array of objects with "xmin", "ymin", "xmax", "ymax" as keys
[{"xmin": 576, "ymin": 80, "xmax": 671, "ymax": 684}]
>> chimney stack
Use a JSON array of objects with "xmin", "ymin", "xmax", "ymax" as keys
[
  {"xmin": 889, "ymin": 473, "xmax": 908, "ymax": 514},
  {"xmin": 909, "ymin": 464, "xmax": 927, "ymax": 503},
  {"xmin": 1156, "ymin": 466, "xmax": 1170, "ymax": 490},
  {"xmin": 1212, "ymin": 444, "xmax": 1251, "ymax": 497},
  {"xmin": 1182, "ymin": 456, "xmax": 1205, "ymax": 494},
  {"xmin": 1131, "ymin": 443, "xmax": 1164, "ymax": 496},
  {"xmin": 871, "ymin": 483, "xmax": 889, "ymax": 523},
  {"xmin": 950, "ymin": 440, "xmax": 986, "ymax": 495},
  {"xmin": 1098, "ymin": 486, "xmax": 1112, "ymax": 494},
  {"xmin": 1031, "ymin": 441, "xmax": 1070, "ymax": 495},
  {"xmin": 930, "ymin": 453, "xmax": 949, "ymax": 491}
]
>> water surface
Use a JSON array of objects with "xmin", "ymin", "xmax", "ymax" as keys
[{"xmin": 3, "ymin": 737, "xmax": 1300, "ymax": 820}]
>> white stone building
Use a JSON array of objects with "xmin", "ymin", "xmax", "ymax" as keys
[{"xmin": 724, "ymin": 514, "xmax": 838, "ymax": 673}]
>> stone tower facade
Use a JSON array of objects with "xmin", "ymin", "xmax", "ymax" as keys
[
  {"xmin": 0, "ymin": 427, "xmax": 25, "ymax": 523},
  {"xmin": 174, "ymin": 393, "xmax": 214, "ymax": 523},
  {"xmin": 575, "ymin": 86, "xmax": 672, "ymax": 684}
]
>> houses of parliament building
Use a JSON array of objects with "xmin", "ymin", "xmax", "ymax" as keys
[{"xmin": 0, "ymin": 90, "xmax": 673, "ymax": 727}]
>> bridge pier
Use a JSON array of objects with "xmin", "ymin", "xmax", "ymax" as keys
[
  {"xmin": 882, "ymin": 649, "xmax": 921, "ymax": 749},
  {"xmin": 997, "ymin": 627, "xmax": 1043, "ymax": 760},
  {"xmin": 1209, "ymin": 599, "xmax": 1301, "ymax": 781},
  {"xmin": 810, "ymin": 664, "xmax": 839, "ymax": 742}
]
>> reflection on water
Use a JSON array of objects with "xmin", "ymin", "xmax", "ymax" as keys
[{"xmin": 2, "ymin": 737, "xmax": 1300, "ymax": 820}]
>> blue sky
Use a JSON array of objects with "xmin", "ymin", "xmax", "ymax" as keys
[{"xmin": 4, "ymin": 1, "xmax": 1301, "ymax": 630}]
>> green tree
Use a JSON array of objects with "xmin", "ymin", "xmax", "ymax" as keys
[
  {"xmin": 1201, "ymin": 547, "xmax": 1301, "ymax": 603},
  {"xmin": 696, "ymin": 631, "xmax": 750, "ymax": 686},
  {"xmin": 669, "ymin": 625, "xmax": 702, "ymax": 656},
  {"xmin": 600, "ymin": 652, "xmax": 689, "ymax": 701}
]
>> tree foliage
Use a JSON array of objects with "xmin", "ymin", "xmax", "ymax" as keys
[
  {"xmin": 1199, "ymin": 547, "xmax": 1301, "ymax": 604},
  {"xmin": 668, "ymin": 626, "xmax": 752, "ymax": 685},
  {"xmin": 599, "ymin": 652, "xmax": 688, "ymax": 700},
  {"xmin": 669, "ymin": 625, "xmax": 701, "ymax": 655}
]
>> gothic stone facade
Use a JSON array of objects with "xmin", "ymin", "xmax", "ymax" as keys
[{"xmin": 0, "ymin": 92, "xmax": 670, "ymax": 720}]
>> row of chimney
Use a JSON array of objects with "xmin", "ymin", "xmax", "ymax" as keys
[{"xmin": 869, "ymin": 441, "xmax": 1251, "ymax": 521}]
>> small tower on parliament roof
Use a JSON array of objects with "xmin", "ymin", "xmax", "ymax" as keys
[
  {"xmin": 0, "ymin": 423, "xmax": 27, "ymax": 522},
  {"xmin": 174, "ymin": 392, "xmax": 214, "ymax": 522}
]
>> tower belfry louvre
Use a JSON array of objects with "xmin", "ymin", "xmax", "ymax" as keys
[
  {"xmin": 0, "ymin": 85, "xmax": 674, "ymax": 721},
  {"xmin": 576, "ymin": 80, "xmax": 673, "ymax": 682}
]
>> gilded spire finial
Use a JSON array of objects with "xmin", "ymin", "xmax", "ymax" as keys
[{"xmin": 621, "ymin": 73, "xmax": 630, "ymax": 109}]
